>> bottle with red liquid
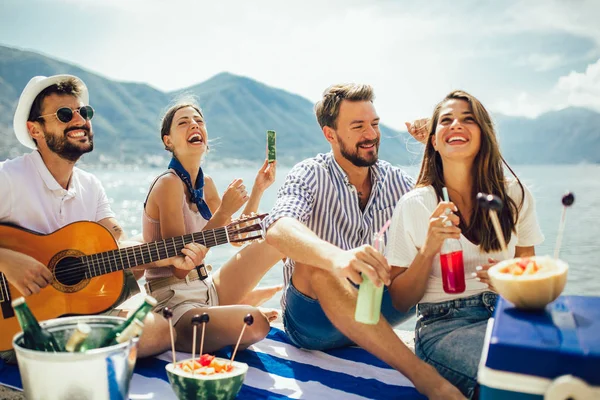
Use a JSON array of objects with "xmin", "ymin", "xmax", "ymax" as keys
[{"xmin": 440, "ymin": 187, "xmax": 466, "ymax": 294}]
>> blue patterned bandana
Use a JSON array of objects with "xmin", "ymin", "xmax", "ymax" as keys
[{"xmin": 168, "ymin": 157, "xmax": 213, "ymax": 220}]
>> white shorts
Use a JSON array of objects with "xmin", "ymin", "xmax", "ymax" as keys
[{"xmin": 150, "ymin": 274, "xmax": 220, "ymax": 325}]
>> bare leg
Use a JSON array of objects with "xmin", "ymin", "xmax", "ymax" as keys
[
  {"xmin": 293, "ymin": 264, "xmax": 465, "ymax": 400},
  {"xmin": 213, "ymin": 240, "xmax": 283, "ymax": 305},
  {"xmin": 238, "ymin": 284, "xmax": 283, "ymax": 306},
  {"xmin": 174, "ymin": 305, "xmax": 270, "ymax": 353},
  {"xmin": 118, "ymin": 310, "xmax": 173, "ymax": 358}
]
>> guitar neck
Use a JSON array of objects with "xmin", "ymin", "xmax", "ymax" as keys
[{"xmin": 83, "ymin": 226, "xmax": 230, "ymax": 278}]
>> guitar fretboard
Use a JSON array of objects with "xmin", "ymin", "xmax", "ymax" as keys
[{"xmin": 82, "ymin": 227, "xmax": 230, "ymax": 278}]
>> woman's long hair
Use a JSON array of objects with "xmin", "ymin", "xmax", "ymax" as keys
[{"xmin": 416, "ymin": 90, "xmax": 524, "ymax": 252}]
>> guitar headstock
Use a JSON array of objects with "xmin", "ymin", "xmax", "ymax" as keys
[{"xmin": 227, "ymin": 213, "xmax": 267, "ymax": 244}]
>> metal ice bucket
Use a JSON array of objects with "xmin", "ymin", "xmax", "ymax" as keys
[{"xmin": 12, "ymin": 315, "xmax": 139, "ymax": 400}]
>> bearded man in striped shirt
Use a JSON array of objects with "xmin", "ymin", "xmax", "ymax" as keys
[{"xmin": 264, "ymin": 84, "xmax": 465, "ymax": 399}]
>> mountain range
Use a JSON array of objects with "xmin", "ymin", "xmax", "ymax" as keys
[{"xmin": 1, "ymin": 44, "xmax": 599, "ymax": 166}]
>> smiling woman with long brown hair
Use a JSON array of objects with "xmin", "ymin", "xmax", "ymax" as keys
[{"xmin": 386, "ymin": 90, "xmax": 545, "ymax": 398}]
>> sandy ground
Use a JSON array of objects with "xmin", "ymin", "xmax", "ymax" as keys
[{"xmin": 0, "ymin": 385, "xmax": 24, "ymax": 399}]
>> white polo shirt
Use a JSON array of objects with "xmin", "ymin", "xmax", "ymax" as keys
[{"xmin": 0, "ymin": 151, "xmax": 115, "ymax": 234}]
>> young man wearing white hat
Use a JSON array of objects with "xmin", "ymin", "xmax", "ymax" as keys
[{"xmin": 0, "ymin": 74, "xmax": 207, "ymax": 360}]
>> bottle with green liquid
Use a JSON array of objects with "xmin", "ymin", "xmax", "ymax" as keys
[
  {"xmin": 11, "ymin": 297, "xmax": 62, "ymax": 352},
  {"xmin": 354, "ymin": 234, "xmax": 385, "ymax": 324},
  {"xmin": 97, "ymin": 295, "xmax": 156, "ymax": 348}
]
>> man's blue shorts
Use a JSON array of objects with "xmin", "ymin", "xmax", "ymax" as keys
[{"xmin": 282, "ymin": 280, "xmax": 415, "ymax": 350}]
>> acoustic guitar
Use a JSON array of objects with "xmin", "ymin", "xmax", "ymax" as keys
[{"xmin": 0, "ymin": 214, "xmax": 265, "ymax": 351}]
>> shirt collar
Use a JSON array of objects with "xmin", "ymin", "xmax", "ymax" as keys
[{"xmin": 31, "ymin": 151, "xmax": 78, "ymax": 196}]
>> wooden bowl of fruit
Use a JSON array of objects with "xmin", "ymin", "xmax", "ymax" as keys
[
  {"xmin": 488, "ymin": 256, "xmax": 568, "ymax": 310},
  {"xmin": 165, "ymin": 354, "xmax": 248, "ymax": 400}
]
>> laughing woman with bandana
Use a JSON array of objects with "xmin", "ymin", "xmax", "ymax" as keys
[{"xmin": 141, "ymin": 101, "xmax": 284, "ymax": 354}]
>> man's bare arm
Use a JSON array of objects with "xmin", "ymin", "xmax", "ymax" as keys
[
  {"xmin": 98, "ymin": 217, "xmax": 126, "ymax": 242},
  {"xmin": 266, "ymin": 217, "xmax": 390, "ymax": 286}
]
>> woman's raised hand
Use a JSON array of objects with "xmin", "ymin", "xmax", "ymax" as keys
[
  {"xmin": 420, "ymin": 202, "xmax": 461, "ymax": 258},
  {"xmin": 405, "ymin": 118, "xmax": 430, "ymax": 144},
  {"xmin": 253, "ymin": 160, "xmax": 276, "ymax": 193},
  {"xmin": 220, "ymin": 178, "xmax": 249, "ymax": 216}
]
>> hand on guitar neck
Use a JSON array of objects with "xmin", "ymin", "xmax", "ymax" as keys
[
  {"xmin": 120, "ymin": 240, "xmax": 209, "ymax": 273},
  {"xmin": 0, "ymin": 248, "xmax": 53, "ymax": 297}
]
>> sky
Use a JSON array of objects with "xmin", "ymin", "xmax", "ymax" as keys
[{"xmin": 1, "ymin": 0, "xmax": 600, "ymax": 131}]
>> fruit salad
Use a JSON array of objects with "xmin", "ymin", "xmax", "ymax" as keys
[
  {"xmin": 176, "ymin": 354, "xmax": 234, "ymax": 375},
  {"xmin": 497, "ymin": 257, "xmax": 558, "ymax": 276}
]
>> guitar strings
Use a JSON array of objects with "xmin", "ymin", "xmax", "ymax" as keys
[
  {"xmin": 46, "ymin": 224, "xmax": 262, "ymax": 282},
  {"xmin": 52, "ymin": 231, "xmax": 232, "ymax": 281}
]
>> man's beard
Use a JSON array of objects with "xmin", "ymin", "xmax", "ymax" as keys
[
  {"xmin": 338, "ymin": 135, "xmax": 379, "ymax": 167},
  {"xmin": 44, "ymin": 127, "xmax": 94, "ymax": 162}
]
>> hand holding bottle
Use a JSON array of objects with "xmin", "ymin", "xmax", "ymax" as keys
[
  {"xmin": 439, "ymin": 188, "xmax": 465, "ymax": 294},
  {"xmin": 354, "ymin": 234, "xmax": 386, "ymax": 324},
  {"xmin": 253, "ymin": 159, "xmax": 276, "ymax": 193},
  {"xmin": 420, "ymin": 201, "xmax": 461, "ymax": 258}
]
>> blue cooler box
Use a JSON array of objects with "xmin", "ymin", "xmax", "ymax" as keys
[{"xmin": 478, "ymin": 296, "xmax": 600, "ymax": 399}]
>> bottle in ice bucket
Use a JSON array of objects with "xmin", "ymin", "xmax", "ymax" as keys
[
  {"xmin": 111, "ymin": 319, "xmax": 144, "ymax": 345},
  {"xmin": 354, "ymin": 234, "xmax": 385, "ymax": 324},
  {"xmin": 440, "ymin": 187, "xmax": 465, "ymax": 294},
  {"xmin": 11, "ymin": 297, "xmax": 62, "ymax": 352},
  {"xmin": 98, "ymin": 295, "xmax": 156, "ymax": 348},
  {"xmin": 65, "ymin": 322, "xmax": 91, "ymax": 352}
]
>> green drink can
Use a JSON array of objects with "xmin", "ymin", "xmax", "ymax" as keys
[
  {"xmin": 354, "ymin": 235, "xmax": 385, "ymax": 324},
  {"xmin": 267, "ymin": 130, "xmax": 276, "ymax": 163}
]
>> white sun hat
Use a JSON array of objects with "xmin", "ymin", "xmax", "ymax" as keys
[{"xmin": 13, "ymin": 74, "xmax": 89, "ymax": 149}]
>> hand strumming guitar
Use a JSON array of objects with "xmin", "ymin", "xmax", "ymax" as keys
[{"xmin": 0, "ymin": 248, "xmax": 53, "ymax": 296}]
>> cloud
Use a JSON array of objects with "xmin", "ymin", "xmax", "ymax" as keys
[
  {"xmin": 516, "ymin": 53, "xmax": 565, "ymax": 72},
  {"xmin": 505, "ymin": 0, "xmax": 600, "ymax": 46},
  {"xmin": 491, "ymin": 58, "xmax": 600, "ymax": 117},
  {"xmin": 556, "ymin": 58, "xmax": 600, "ymax": 110}
]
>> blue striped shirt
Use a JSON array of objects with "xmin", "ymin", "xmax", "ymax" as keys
[{"xmin": 264, "ymin": 152, "xmax": 415, "ymax": 310}]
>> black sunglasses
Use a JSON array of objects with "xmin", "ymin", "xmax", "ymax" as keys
[{"xmin": 37, "ymin": 105, "xmax": 95, "ymax": 123}]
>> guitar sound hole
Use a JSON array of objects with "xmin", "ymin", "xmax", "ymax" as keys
[{"xmin": 54, "ymin": 257, "xmax": 86, "ymax": 286}]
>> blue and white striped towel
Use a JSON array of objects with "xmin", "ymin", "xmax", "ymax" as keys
[{"xmin": 0, "ymin": 327, "xmax": 424, "ymax": 399}]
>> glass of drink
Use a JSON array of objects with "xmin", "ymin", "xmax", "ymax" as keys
[{"xmin": 354, "ymin": 234, "xmax": 385, "ymax": 324}]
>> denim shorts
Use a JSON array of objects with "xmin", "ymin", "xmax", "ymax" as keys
[
  {"xmin": 415, "ymin": 291, "xmax": 498, "ymax": 399},
  {"xmin": 283, "ymin": 280, "xmax": 415, "ymax": 351}
]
